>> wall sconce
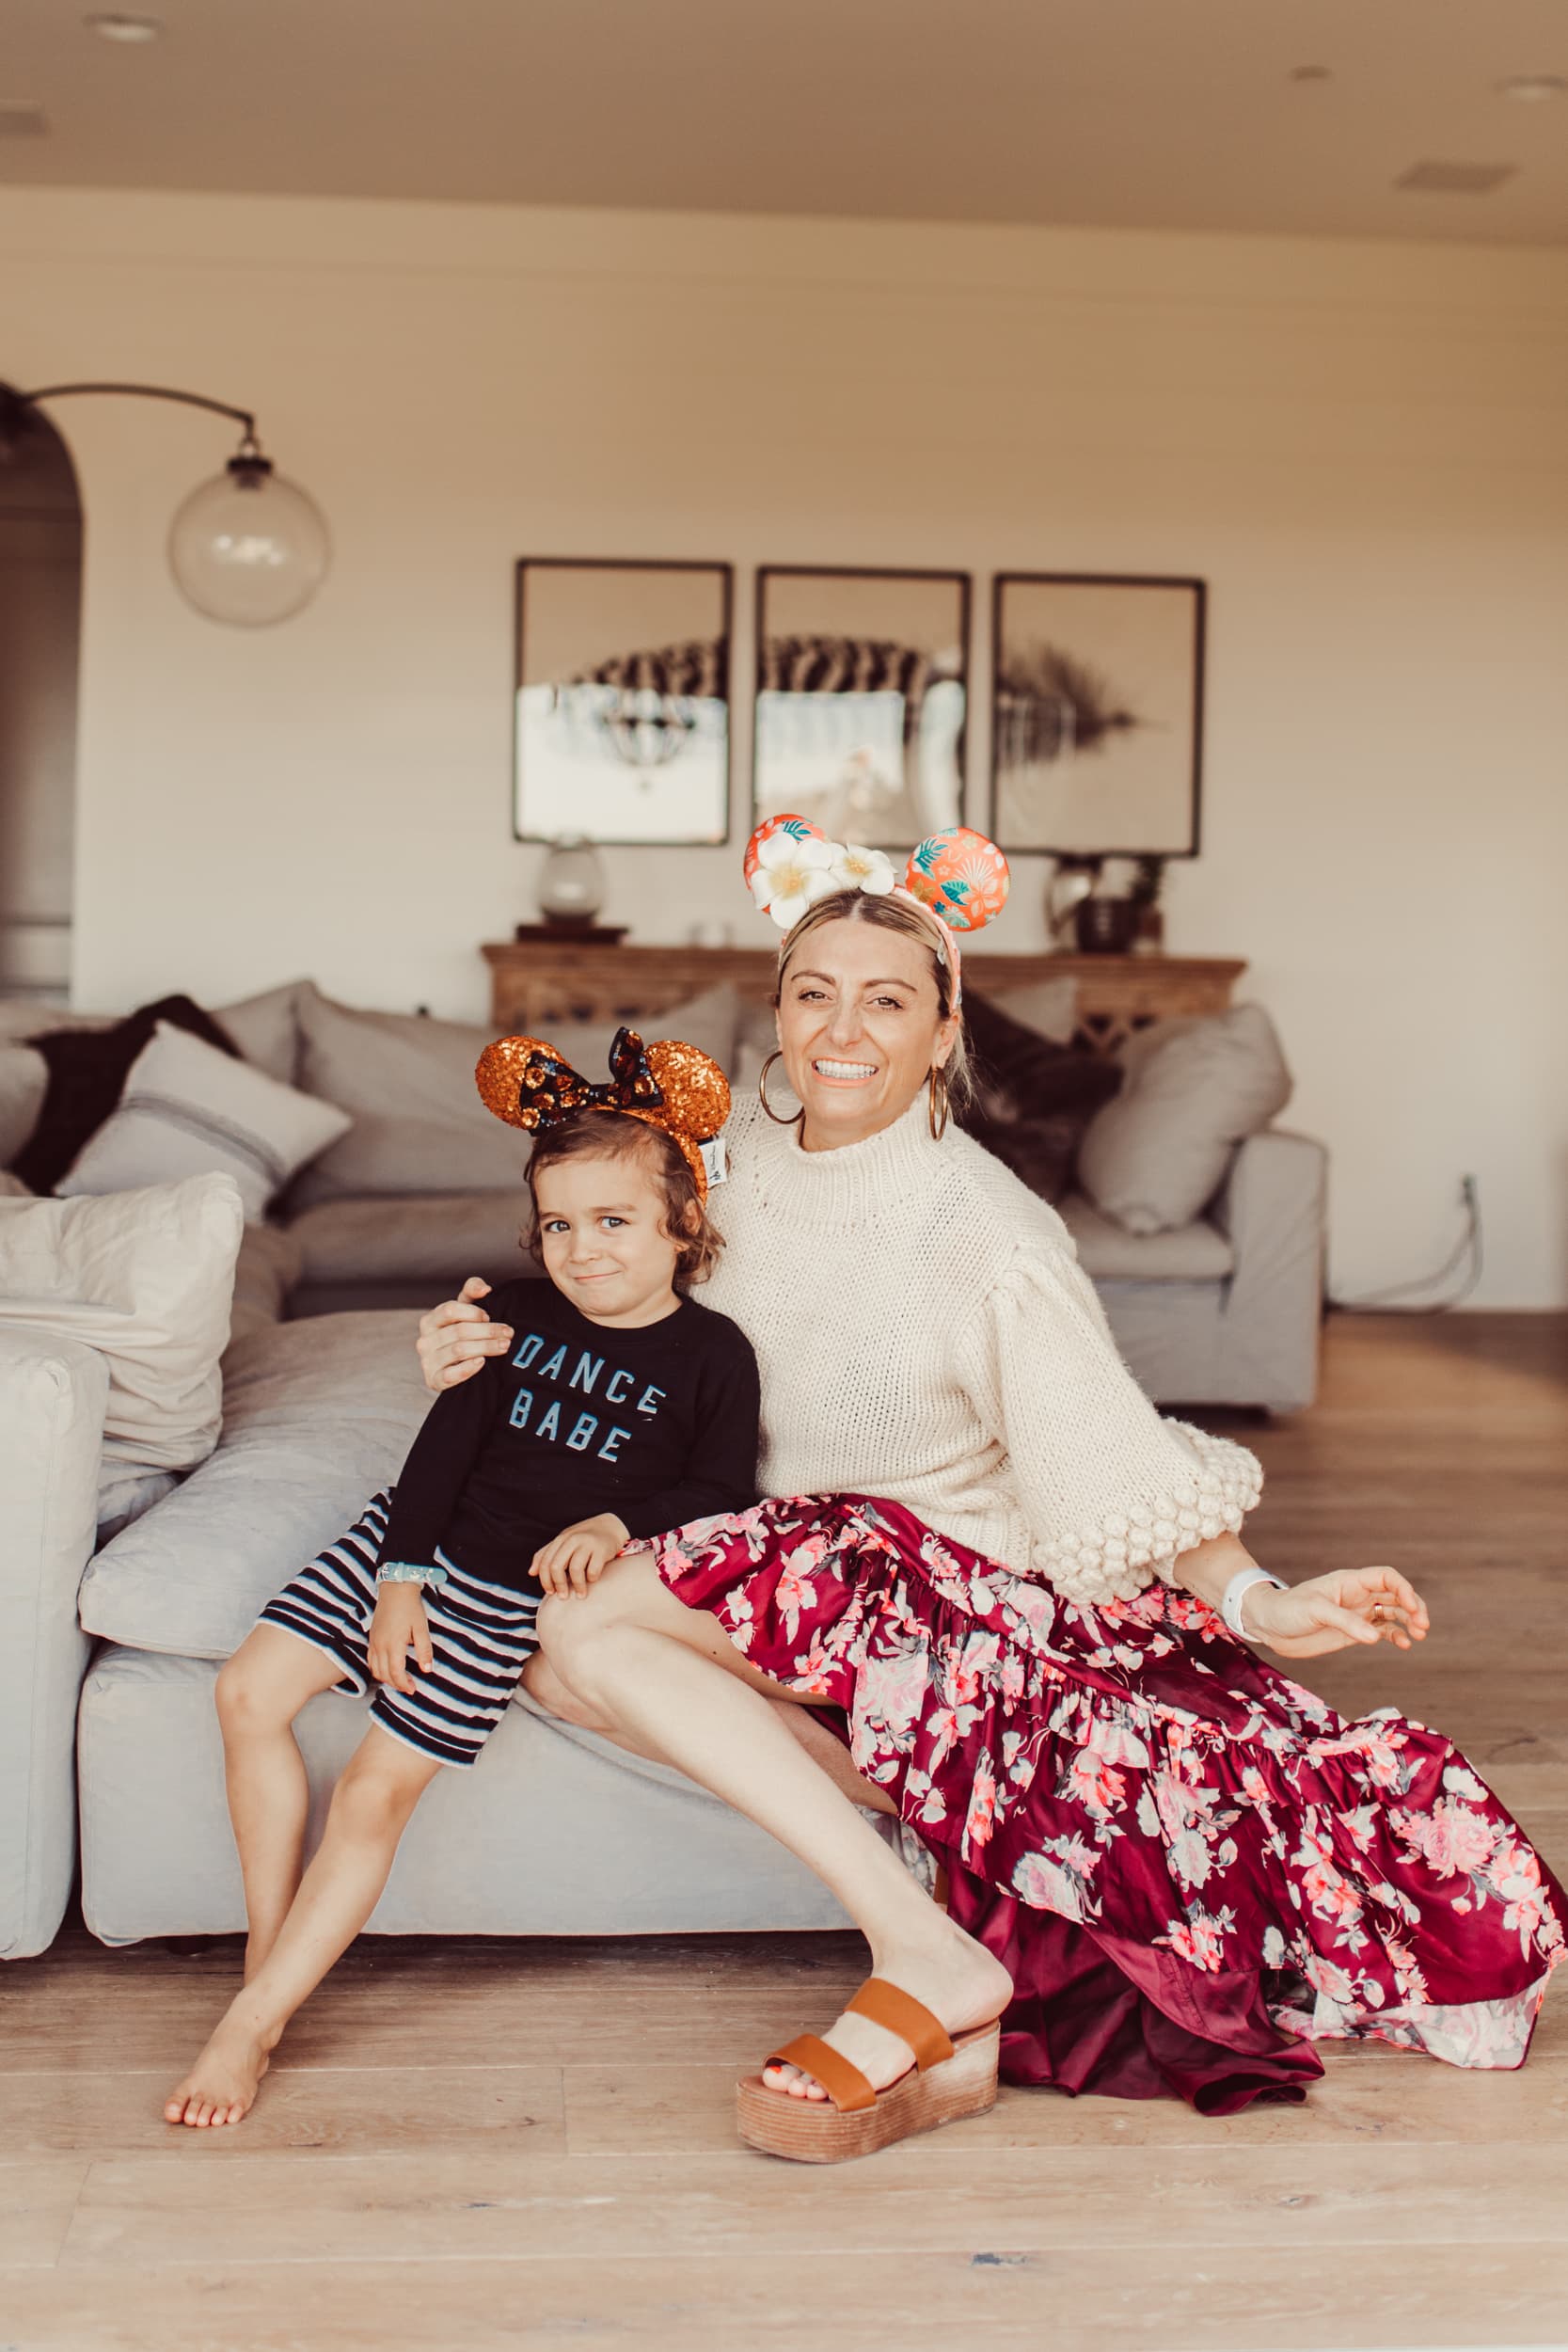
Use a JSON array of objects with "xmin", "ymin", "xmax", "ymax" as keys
[{"xmin": 0, "ymin": 378, "xmax": 330, "ymax": 627}]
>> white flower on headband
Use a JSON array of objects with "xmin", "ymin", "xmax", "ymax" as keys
[
  {"xmin": 750, "ymin": 827, "xmax": 838, "ymax": 929},
  {"xmin": 829, "ymin": 841, "xmax": 896, "ymax": 897}
]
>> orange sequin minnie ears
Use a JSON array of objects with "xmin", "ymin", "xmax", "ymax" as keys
[
  {"xmin": 475, "ymin": 1025, "xmax": 731, "ymax": 1200},
  {"xmin": 744, "ymin": 815, "xmax": 1010, "ymax": 1007}
]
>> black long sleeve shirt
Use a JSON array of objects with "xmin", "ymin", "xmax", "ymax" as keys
[{"xmin": 375, "ymin": 1279, "xmax": 761, "ymax": 1592}]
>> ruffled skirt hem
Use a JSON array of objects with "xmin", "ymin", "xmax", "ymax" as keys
[{"xmin": 652, "ymin": 1492, "xmax": 1565, "ymax": 2112}]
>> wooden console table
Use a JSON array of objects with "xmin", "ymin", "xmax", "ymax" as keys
[{"xmin": 483, "ymin": 940, "xmax": 1245, "ymax": 1057}]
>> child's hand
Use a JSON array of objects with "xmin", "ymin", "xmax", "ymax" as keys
[
  {"xmin": 368, "ymin": 1584, "xmax": 435, "ymax": 1694},
  {"xmin": 418, "ymin": 1276, "xmax": 514, "ymax": 1394},
  {"xmin": 531, "ymin": 1514, "xmax": 630, "ymax": 1598}
]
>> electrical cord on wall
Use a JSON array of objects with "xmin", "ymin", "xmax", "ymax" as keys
[{"xmin": 1328, "ymin": 1175, "xmax": 1483, "ymax": 1315}]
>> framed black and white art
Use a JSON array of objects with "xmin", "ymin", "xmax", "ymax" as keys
[
  {"xmin": 752, "ymin": 566, "xmax": 970, "ymax": 847},
  {"xmin": 513, "ymin": 558, "xmax": 732, "ymax": 846},
  {"xmin": 990, "ymin": 574, "xmax": 1205, "ymax": 857}
]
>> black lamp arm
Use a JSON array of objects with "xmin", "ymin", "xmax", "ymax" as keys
[{"xmin": 20, "ymin": 382, "xmax": 260, "ymax": 447}]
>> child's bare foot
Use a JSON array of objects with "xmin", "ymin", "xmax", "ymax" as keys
[{"xmin": 163, "ymin": 2016, "xmax": 275, "ymax": 2128}]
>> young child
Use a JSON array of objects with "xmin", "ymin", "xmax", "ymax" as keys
[{"xmin": 165, "ymin": 1027, "xmax": 757, "ymax": 2129}]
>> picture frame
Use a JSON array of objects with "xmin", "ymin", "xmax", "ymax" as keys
[
  {"xmin": 513, "ymin": 558, "xmax": 733, "ymax": 847},
  {"xmin": 752, "ymin": 564, "xmax": 971, "ymax": 847},
  {"xmin": 990, "ymin": 573, "xmax": 1205, "ymax": 857}
]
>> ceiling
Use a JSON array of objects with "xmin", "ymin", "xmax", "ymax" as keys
[{"xmin": 5, "ymin": 0, "xmax": 1568, "ymax": 245}]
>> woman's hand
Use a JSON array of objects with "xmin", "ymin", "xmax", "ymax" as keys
[
  {"xmin": 368, "ymin": 1585, "xmax": 434, "ymax": 1694},
  {"xmin": 1243, "ymin": 1565, "xmax": 1431, "ymax": 1660},
  {"xmin": 531, "ymin": 1514, "xmax": 630, "ymax": 1598},
  {"xmin": 417, "ymin": 1277, "xmax": 515, "ymax": 1394}
]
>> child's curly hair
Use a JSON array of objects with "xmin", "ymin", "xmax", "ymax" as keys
[{"xmin": 523, "ymin": 1108, "xmax": 724, "ymax": 1289}]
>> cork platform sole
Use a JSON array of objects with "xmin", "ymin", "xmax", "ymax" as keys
[{"xmin": 736, "ymin": 2017, "xmax": 1002, "ymax": 2164}]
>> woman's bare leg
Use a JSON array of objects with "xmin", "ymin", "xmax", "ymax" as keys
[
  {"xmin": 522, "ymin": 1648, "xmax": 898, "ymax": 1818},
  {"xmin": 538, "ymin": 1556, "xmax": 1009, "ymax": 2104},
  {"xmin": 783, "ymin": 1704, "xmax": 902, "ymax": 1819},
  {"xmin": 214, "ymin": 1626, "xmax": 346, "ymax": 1979}
]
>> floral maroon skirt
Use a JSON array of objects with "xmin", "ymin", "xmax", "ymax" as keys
[{"xmin": 651, "ymin": 1493, "xmax": 1565, "ymax": 2116}]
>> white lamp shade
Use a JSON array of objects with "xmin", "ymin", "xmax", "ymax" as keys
[
  {"xmin": 167, "ymin": 462, "xmax": 330, "ymax": 626},
  {"xmin": 539, "ymin": 836, "xmax": 609, "ymax": 921}
]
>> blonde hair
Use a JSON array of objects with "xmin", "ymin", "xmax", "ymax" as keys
[{"xmin": 774, "ymin": 889, "xmax": 974, "ymax": 1111}]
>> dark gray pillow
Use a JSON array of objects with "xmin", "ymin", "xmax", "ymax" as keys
[{"xmin": 958, "ymin": 992, "xmax": 1121, "ymax": 1201}]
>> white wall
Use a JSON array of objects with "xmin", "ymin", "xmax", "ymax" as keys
[{"xmin": 3, "ymin": 187, "xmax": 1565, "ymax": 1306}]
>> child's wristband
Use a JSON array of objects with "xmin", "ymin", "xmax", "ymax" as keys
[{"xmin": 376, "ymin": 1561, "xmax": 449, "ymax": 1590}]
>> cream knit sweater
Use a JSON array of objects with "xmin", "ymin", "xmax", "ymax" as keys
[{"xmin": 700, "ymin": 1092, "xmax": 1261, "ymax": 1607}]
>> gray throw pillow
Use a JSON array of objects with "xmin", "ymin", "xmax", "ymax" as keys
[
  {"xmin": 1076, "ymin": 1004, "xmax": 1292, "ymax": 1234},
  {"xmin": 985, "ymin": 976, "xmax": 1079, "ymax": 1045},
  {"xmin": 290, "ymin": 988, "xmax": 523, "ymax": 1204},
  {"xmin": 55, "ymin": 1024, "xmax": 353, "ymax": 1222},
  {"xmin": 0, "ymin": 1171, "xmax": 245, "ymax": 1519},
  {"xmin": 215, "ymin": 979, "xmax": 311, "ymax": 1085},
  {"xmin": 289, "ymin": 980, "xmax": 743, "ymax": 1206},
  {"xmin": 226, "ymin": 1222, "xmax": 306, "ymax": 1350}
]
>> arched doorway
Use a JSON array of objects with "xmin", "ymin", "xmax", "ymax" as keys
[{"xmin": 0, "ymin": 389, "xmax": 82, "ymax": 1004}]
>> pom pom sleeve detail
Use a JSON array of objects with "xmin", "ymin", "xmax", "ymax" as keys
[{"xmin": 954, "ymin": 1243, "xmax": 1263, "ymax": 1606}]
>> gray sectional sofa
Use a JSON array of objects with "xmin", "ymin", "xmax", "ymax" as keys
[{"xmin": 0, "ymin": 975, "xmax": 1325, "ymax": 1961}]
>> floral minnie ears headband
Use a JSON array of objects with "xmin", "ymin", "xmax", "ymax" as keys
[
  {"xmin": 475, "ymin": 1025, "xmax": 731, "ymax": 1200},
  {"xmin": 744, "ymin": 815, "xmax": 1010, "ymax": 1009}
]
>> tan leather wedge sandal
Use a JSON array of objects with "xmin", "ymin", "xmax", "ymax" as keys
[{"xmin": 736, "ymin": 1978, "xmax": 1002, "ymax": 2164}]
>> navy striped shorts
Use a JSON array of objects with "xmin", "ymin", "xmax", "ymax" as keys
[{"xmin": 258, "ymin": 1489, "xmax": 539, "ymax": 1769}]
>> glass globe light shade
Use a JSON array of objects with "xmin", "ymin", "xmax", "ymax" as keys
[{"xmin": 167, "ymin": 453, "xmax": 330, "ymax": 626}]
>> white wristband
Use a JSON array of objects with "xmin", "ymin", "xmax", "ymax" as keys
[{"xmin": 1220, "ymin": 1565, "xmax": 1285, "ymax": 1639}]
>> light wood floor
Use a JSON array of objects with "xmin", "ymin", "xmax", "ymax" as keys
[{"xmin": 3, "ymin": 1314, "xmax": 1566, "ymax": 2352}]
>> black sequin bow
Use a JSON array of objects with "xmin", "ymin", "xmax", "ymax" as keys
[{"xmin": 512, "ymin": 1025, "xmax": 664, "ymax": 1134}]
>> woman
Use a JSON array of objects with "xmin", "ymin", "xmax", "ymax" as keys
[{"xmin": 420, "ymin": 826, "xmax": 1563, "ymax": 2159}]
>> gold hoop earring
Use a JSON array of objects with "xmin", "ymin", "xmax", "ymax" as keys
[
  {"xmin": 758, "ymin": 1050, "xmax": 803, "ymax": 1127},
  {"xmin": 928, "ymin": 1065, "xmax": 951, "ymax": 1141}
]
